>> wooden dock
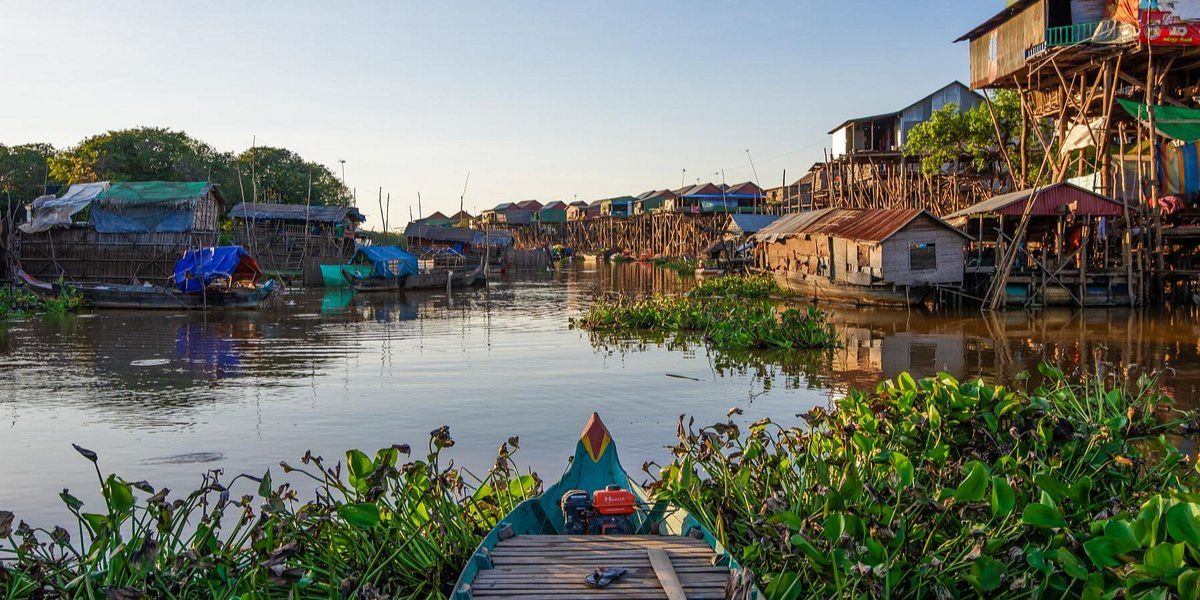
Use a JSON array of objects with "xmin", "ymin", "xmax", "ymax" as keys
[{"xmin": 467, "ymin": 535, "xmax": 732, "ymax": 599}]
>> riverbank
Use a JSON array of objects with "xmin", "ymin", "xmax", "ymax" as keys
[{"xmin": 2, "ymin": 366, "xmax": 1195, "ymax": 598}]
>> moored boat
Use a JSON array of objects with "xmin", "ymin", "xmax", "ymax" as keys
[
  {"xmin": 774, "ymin": 271, "xmax": 931, "ymax": 307},
  {"xmin": 17, "ymin": 246, "xmax": 277, "ymax": 310},
  {"xmin": 339, "ymin": 245, "xmax": 419, "ymax": 293},
  {"xmin": 402, "ymin": 263, "xmax": 484, "ymax": 290},
  {"xmin": 453, "ymin": 414, "xmax": 760, "ymax": 600}
]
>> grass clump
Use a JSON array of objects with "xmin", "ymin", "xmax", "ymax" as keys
[
  {"xmin": 0, "ymin": 429, "xmax": 538, "ymax": 599},
  {"xmin": 577, "ymin": 275, "xmax": 832, "ymax": 350},
  {"xmin": 0, "ymin": 286, "xmax": 81, "ymax": 319},
  {"xmin": 651, "ymin": 257, "xmax": 698, "ymax": 276},
  {"xmin": 650, "ymin": 365, "xmax": 1200, "ymax": 599}
]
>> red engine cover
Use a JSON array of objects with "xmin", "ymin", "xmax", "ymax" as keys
[{"xmin": 592, "ymin": 488, "xmax": 636, "ymax": 516}]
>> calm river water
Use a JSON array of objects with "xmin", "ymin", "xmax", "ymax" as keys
[{"xmin": 2, "ymin": 263, "xmax": 1199, "ymax": 525}]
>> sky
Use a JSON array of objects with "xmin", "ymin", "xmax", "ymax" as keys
[{"xmin": 0, "ymin": 0, "xmax": 1001, "ymax": 228}]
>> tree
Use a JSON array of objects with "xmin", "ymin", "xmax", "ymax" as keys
[
  {"xmin": 0, "ymin": 143, "xmax": 59, "ymax": 202},
  {"xmin": 904, "ymin": 90, "xmax": 1047, "ymax": 188},
  {"xmin": 232, "ymin": 146, "xmax": 349, "ymax": 206},
  {"xmin": 49, "ymin": 127, "xmax": 232, "ymax": 186}
]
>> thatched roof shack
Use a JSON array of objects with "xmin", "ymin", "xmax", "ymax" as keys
[
  {"xmin": 91, "ymin": 181, "xmax": 225, "ymax": 233},
  {"xmin": 16, "ymin": 181, "xmax": 226, "ymax": 284},
  {"xmin": 227, "ymin": 202, "xmax": 365, "ymax": 283}
]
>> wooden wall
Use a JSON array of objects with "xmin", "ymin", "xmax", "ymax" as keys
[
  {"xmin": 880, "ymin": 217, "xmax": 966, "ymax": 286},
  {"xmin": 230, "ymin": 220, "xmax": 356, "ymax": 277},
  {"xmin": 968, "ymin": 0, "xmax": 1046, "ymax": 88},
  {"xmin": 16, "ymin": 227, "xmax": 219, "ymax": 285}
]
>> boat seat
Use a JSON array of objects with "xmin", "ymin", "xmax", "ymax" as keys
[{"xmin": 467, "ymin": 534, "xmax": 731, "ymax": 599}]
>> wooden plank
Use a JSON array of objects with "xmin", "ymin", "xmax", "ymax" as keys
[{"xmin": 647, "ymin": 549, "xmax": 688, "ymax": 600}]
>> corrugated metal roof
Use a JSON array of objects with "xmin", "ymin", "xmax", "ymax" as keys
[
  {"xmin": 229, "ymin": 202, "xmax": 365, "ymax": 223},
  {"xmin": 403, "ymin": 222, "xmax": 478, "ymax": 243},
  {"xmin": 945, "ymin": 182, "xmax": 1126, "ymax": 219},
  {"xmin": 724, "ymin": 182, "xmax": 764, "ymax": 198},
  {"xmin": 751, "ymin": 208, "xmax": 968, "ymax": 243},
  {"xmin": 727, "ymin": 214, "xmax": 780, "ymax": 235}
]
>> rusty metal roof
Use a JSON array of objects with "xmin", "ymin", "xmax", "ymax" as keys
[
  {"xmin": 752, "ymin": 208, "xmax": 969, "ymax": 244},
  {"xmin": 945, "ymin": 182, "xmax": 1126, "ymax": 220}
]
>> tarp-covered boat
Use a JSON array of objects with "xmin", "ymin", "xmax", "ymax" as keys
[
  {"xmin": 453, "ymin": 414, "xmax": 759, "ymax": 600},
  {"xmin": 341, "ymin": 245, "xmax": 419, "ymax": 292},
  {"xmin": 18, "ymin": 245, "xmax": 277, "ymax": 309}
]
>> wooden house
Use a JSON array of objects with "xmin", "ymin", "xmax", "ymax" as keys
[
  {"xmin": 667, "ymin": 183, "xmax": 735, "ymax": 214},
  {"xmin": 956, "ymin": 0, "xmax": 1143, "ymax": 90},
  {"xmin": 417, "ymin": 211, "xmax": 454, "ymax": 227},
  {"xmin": 228, "ymin": 202, "xmax": 365, "ymax": 283},
  {"xmin": 17, "ymin": 181, "xmax": 224, "ymax": 285},
  {"xmin": 585, "ymin": 201, "xmax": 603, "ymax": 220},
  {"xmin": 536, "ymin": 201, "xmax": 569, "ymax": 223},
  {"xmin": 829, "ymin": 82, "xmax": 983, "ymax": 160},
  {"xmin": 724, "ymin": 181, "xmax": 766, "ymax": 213},
  {"xmin": 634, "ymin": 189, "xmax": 677, "ymax": 214},
  {"xmin": 566, "ymin": 201, "xmax": 589, "ymax": 221},
  {"xmin": 599, "ymin": 197, "xmax": 635, "ymax": 218},
  {"xmin": 751, "ymin": 208, "xmax": 970, "ymax": 306},
  {"xmin": 504, "ymin": 200, "xmax": 543, "ymax": 225},
  {"xmin": 450, "ymin": 210, "xmax": 473, "ymax": 226},
  {"xmin": 481, "ymin": 202, "xmax": 513, "ymax": 225},
  {"xmin": 945, "ymin": 182, "xmax": 1132, "ymax": 306}
]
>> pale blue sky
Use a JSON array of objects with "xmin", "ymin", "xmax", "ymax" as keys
[{"xmin": 0, "ymin": 1, "xmax": 1000, "ymax": 227}]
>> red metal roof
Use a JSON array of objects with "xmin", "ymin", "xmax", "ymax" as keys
[{"xmin": 945, "ymin": 183, "xmax": 1125, "ymax": 219}]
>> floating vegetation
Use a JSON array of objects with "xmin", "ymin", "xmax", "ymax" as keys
[
  {"xmin": 0, "ymin": 286, "xmax": 82, "ymax": 320},
  {"xmin": 651, "ymin": 257, "xmax": 698, "ymax": 276},
  {"xmin": 688, "ymin": 274, "xmax": 781, "ymax": 299},
  {"xmin": 0, "ymin": 430, "xmax": 538, "ymax": 599},
  {"xmin": 576, "ymin": 275, "xmax": 835, "ymax": 351},
  {"xmin": 650, "ymin": 365, "xmax": 1200, "ymax": 599}
]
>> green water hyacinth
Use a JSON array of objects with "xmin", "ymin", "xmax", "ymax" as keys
[
  {"xmin": 0, "ymin": 431, "xmax": 538, "ymax": 599},
  {"xmin": 0, "ymin": 286, "xmax": 81, "ymax": 320},
  {"xmin": 650, "ymin": 366, "xmax": 1200, "ymax": 599},
  {"xmin": 577, "ymin": 275, "xmax": 836, "ymax": 351}
]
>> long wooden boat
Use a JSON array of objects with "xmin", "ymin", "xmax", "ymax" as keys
[
  {"xmin": 17, "ymin": 269, "xmax": 277, "ymax": 310},
  {"xmin": 774, "ymin": 271, "xmax": 932, "ymax": 308},
  {"xmin": 403, "ymin": 263, "xmax": 484, "ymax": 290},
  {"xmin": 341, "ymin": 268, "xmax": 408, "ymax": 292},
  {"xmin": 453, "ymin": 414, "xmax": 760, "ymax": 600}
]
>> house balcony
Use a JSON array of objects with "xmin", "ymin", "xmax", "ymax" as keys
[{"xmin": 1025, "ymin": 21, "xmax": 1103, "ymax": 60}]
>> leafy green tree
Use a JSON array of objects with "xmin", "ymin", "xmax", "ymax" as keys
[
  {"xmin": 0, "ymin": 143, "xmax": 59, "ymax": 202},
  {"xmin": 232, "ymin": 146, "xmax": 349, "ymax": 206},
  {"xmin": 49, "ymin": 127, "xmax": 232, "ymax": 186},
  {"xmin": 904, "ymin": 90, "xmax": 1046, "ymax": 187}
]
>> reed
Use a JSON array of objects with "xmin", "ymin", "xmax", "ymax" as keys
[
  {"xmin": 650, "ymin": 366, "xmax": 1200, "ymax": 599},
  {"xmin": 0, "ymin": 429, "xmax": 538, "ymax": 599}
]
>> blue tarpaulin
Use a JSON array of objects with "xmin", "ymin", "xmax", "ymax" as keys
[
  {"xmin": 355, "ymin": 245, "xmax": 419, "ymax": 278},
  {"xmin": 173, "ymin": 246, "xmax": 261, "ymax": 293}
]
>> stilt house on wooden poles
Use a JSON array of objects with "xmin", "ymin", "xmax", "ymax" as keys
[
  {"xmin": 227, "ymin": 202, "xmax": 364, "ymax": 284},
  {"xmin": 957, "ymin": 0, "xmax": 1200, "ymax": 305},
  {"xmin": 946, "ymin": 182, "xmax": 1130, "ymax": 306},
  {"xmin": 821, "ymin": 81, "xmax": 990, "ymax": 215}
]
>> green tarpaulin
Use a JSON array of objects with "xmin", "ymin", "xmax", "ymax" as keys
[{"xmin": 1118, "ymin": 99, "xmax": 1200, "ymax": 143}]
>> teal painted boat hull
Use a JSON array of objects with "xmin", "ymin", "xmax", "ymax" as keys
[{"xmin": 452, "ymin": 413, "xmax": 760, "ymax": 599}]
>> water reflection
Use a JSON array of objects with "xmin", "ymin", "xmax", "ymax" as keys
[{"xmin": 3, "ymin": 265, "xmax": 1200, "ymax": 528}]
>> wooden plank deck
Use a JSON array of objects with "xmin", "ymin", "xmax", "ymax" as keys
[{"xmin": 469, "ymin": 535, "xmax": 729, "ymax": 599}]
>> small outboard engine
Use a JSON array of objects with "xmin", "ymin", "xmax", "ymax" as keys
[
  {"xmin": 560, "ymin": 490, "xmax": 591, "ymax": 535},
  {"xmin": 588, "ymin": 485, "xmax": 637, "ymax": 535}
]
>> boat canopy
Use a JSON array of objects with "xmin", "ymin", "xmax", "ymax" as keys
[
  {"xmin": 353, "ymin": 245, "xmax": 419, "ymax": 278},
  {"xmin": 173, "ymin": 246, "xmax": 263, "ymax": 293}
]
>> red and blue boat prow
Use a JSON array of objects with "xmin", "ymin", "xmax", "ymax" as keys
[{"xmin": 453, "ymin": 413, "xmax": 760, "ymax": 599}]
